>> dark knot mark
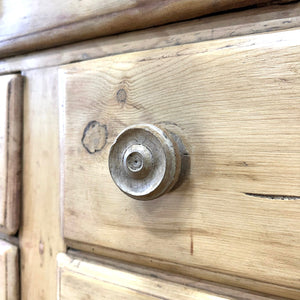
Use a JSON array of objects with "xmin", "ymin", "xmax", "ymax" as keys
[
  {"xmin": 81, "ymin": 121, "xmax": 108, "ymax": 154},
  {"xmin": 190, "ymin": 229, "xmax": 194, "ymax": 255},
  {"xmin": 116, "ymin": 88, "xmax": 127, "ymax": 104}
]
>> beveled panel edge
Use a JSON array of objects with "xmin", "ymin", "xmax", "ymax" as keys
[
  {"xmin": 0, "ymin": 239, "xmax": 19, "ymax": 300},
  {"xmin": 0, "ymin": 74, "xmax": 23, "ymax": 235}
]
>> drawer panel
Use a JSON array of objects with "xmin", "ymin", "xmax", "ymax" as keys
[
  {"xmin": 0, "ymin": 240, "xmax": 19, "ymax": 300},
  {"xmin": 57, "ymin": 253, "xmax": 277, "ymax": 300},
  {"xmin": 60, "ymin": 30, "xmax": 300, "ymax": 293},
  {"xmin": 0, "ymin": 75, "xmax": 23, "ymax": 235}
]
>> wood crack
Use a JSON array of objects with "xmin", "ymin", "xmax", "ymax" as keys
[{"xmin": 244, "ymin": 192, "xmax": 300, "ymax": 200}]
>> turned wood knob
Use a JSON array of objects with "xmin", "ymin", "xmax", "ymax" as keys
[{"xmin": 108, "ymin": 124, "xmax": 182, "ymax": 200}]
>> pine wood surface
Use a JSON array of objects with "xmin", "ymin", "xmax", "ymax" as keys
[
  {"xmin": 20, "ymin": 68, "xmax": 66, "ymax": 300},
  {"xmin": 0, "ymin": 74, "xmax": 23, "ymax": 235},
  {"xmin": 57, "ymin": 252, "xmax": 283, "ymax": 300},
  {"xmin": 0, "ymin": 2, "xmax": 299, "ymax": 74},
  {"xmin": 60, "ymin": 29, "xmax": 300, "ymax": 298},
  {"xmin": 0, "ymin": 4, "xmax": 297, "ymax": 299},
  {"xmin": 0, "ymin": 239, "xmax": 19, "ymax": 300},
  {"xmin": 0, "ymin": 0, "xmax": 294, "ymax": 59}
]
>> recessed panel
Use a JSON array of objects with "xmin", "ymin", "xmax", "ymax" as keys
[
  {"xmin": 57, "ymin": 253, "xmax": 276, "ymax": 300},
  {"xmin": 0, "ymin": 240, "xmax": 19, "ymax": 300},
  {"xmin": 0, "ymin": 75, "xmax": 23, "ymax": 235}
]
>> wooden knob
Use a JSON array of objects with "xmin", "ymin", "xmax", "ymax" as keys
[{"xmin": 109, "ymin": 124, "xmax": 182, "ymax": 200}]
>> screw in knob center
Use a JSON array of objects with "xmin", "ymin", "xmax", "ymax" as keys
[
  {"xmin": 123, "ymin": 144, "xmax": 153, "ymax": 179},
  {"xmin": 126, "ymin": 152, "xmax": 143, "ymax": 172}
]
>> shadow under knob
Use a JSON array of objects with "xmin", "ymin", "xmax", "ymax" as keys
[{"xmin": 108, "ymin": 124, "xmax": 182, "ymax": 200}]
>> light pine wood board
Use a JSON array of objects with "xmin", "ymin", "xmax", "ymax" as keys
[
  {"xmin": 66, "ymin": 238, "xmax": 300, "ymax": 300},
  {"xmin": 0, "ymin": 240, "xmax": 19, "ymax": 300},
  {"xmin": 0, "ymin": 74, "xmax": 23, "ymax": 235},
  {"xmin": 20, "ymin": 68, "xmax": 66, "ymax": 300},
  {"xmin": 60, "ymin": 29, "xmax": 300, "ymax": 298},
  {"xmin": 1, "ymin": 2, "xmax": 300, "ymax": 74},
  {"xmin": 57, "ymin": 252, "xmax": 281, "ymax": 300},
  {"xmin": 0, "ymin": 0, "xmax": 293, "ymax": 59}
]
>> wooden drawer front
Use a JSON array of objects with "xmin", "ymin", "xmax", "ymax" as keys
[
  {"xmin": 57, "ymin": 253, "xmax": 278, "ymax": 300},
  {"xmin": 0, "ymin": 240, "xmax": 19, "ymax": 300},
  {"xmin": 0, "ymin": 75, "xmax": 22, "ymax": 235},
  {"xmin": 60, "ymin": 29, "xmax": 300, "ymax": 294}
]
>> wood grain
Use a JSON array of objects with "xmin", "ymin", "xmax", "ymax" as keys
[
  {"xmin": 0, "ymin": 240, "xmax": 19, "ymax": 300},
  {"xmin": 58, "ymin": 252, "xmax": 280, "ymax": 300},
  {"xmin": 0, "ymin": 2, "xmax": 299, "ymax": 74},
  {"xmin": 20, "ymin": 68, "xmax": 65, "ymax": 300},
  {"xmin": 60, "ymin": 29, "xmax": 300, "ymax": 298},
  {"xmin": 0, "ymin": 0, "xmax": 295, "ymax": 58},
  {"xmin": 66, "ymin": 240, "xmax": 300, "ymax": 300},
  {"xmin": 0, "ymin": 74, "xmax": 23, "ymax": 235}
]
